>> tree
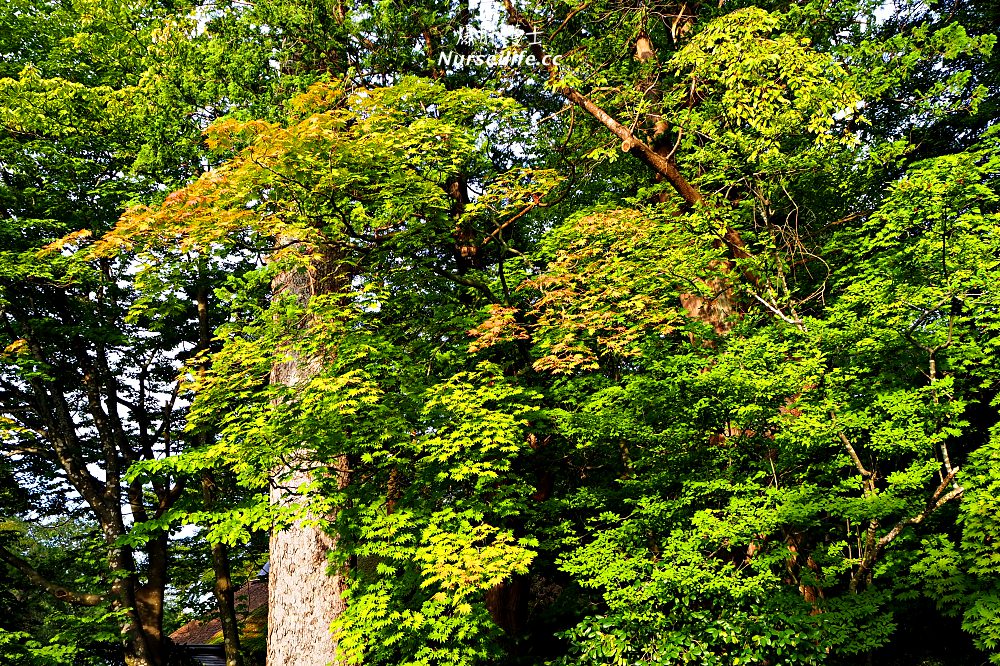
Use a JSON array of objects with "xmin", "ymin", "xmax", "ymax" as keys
[
  {"xmin": 0, "ymin": 0, "xmax": 271, "ymax": 663},
  {"xmin": 102, "ymin": 76, "xmax": 546, "ymax": 664},
  {"xmin": 13, "ymin": 0, "xmax": 1000, "ymax": 664}
]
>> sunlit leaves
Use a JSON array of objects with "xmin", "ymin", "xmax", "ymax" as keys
[{"xmin": 671, "ymin": 8, "xmax": 861, "ymax": 160}]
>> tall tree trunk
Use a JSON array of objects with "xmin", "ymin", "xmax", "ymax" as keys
[
  {"xmin": 267, "ymin": 463, "xmax": 347, "ymax": 666},
  {"xmin": 203, "ymin": 472, "xmax": 246, "ymax": 666},
  {"xmin": 111, "ymin": 543, "xmax": 160, "ymax": 666},
  {"xmin": 134, "ymin": 532, "xmax": 168, "ymax": 665},
  {"xmin": 267, "ymin": 251, "xmax": 348, "ymax": 666}
]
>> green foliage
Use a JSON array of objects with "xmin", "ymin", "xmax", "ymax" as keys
[
  {"xmin": 0, "ymin": 519, "xmax": 120, "ymax": 666},
  {"xmin": 5, "ymin": 0, "xmax": 1000, "ymax": 665}
]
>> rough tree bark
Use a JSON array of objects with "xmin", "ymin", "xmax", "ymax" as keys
[{"xmin": 267, "ymin": 249, "xmax": 348, "ymax": 666}]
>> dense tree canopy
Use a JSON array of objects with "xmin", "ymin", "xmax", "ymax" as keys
[{"xmin": 2, "ymin": 0, "xmax": 1000, "ymax": 665}]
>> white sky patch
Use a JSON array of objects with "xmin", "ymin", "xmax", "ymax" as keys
[{"xmin": 472, "ymin": 0, "xmax": 528, "ymax": 43}]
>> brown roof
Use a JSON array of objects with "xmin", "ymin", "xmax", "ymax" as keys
[{"xmin": 170, "ymin": 578, "xmax": 268, "ymax": 646}]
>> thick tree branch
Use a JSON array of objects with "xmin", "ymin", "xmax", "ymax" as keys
[
  {"xmin": 0, "ymin": 545, "xmax": 106, "ymax": 606},
  {"xmin": 501, "ymin": 0, "xmax": 703, "ymax": 207}
]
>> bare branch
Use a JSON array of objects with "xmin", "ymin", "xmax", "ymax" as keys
[
  {"xmin": 830, "ymin": 412, "xmax": 871, "ymax": 479},
  {"xmin": 749, "ymin": 292, "xmax": 806, "ymax": 330}
]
